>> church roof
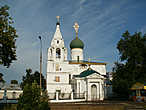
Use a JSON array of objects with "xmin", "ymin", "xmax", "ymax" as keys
[
  {"xmin": 75, "ymin": 68, "xmax": 101, "ymax": 78},
  {"xmin": 69, "ymin": 60, "xmax": 106, "ymax": 65},
  {"xmin": 70, "ymin": 37, "xmax": 84, "ymax": 49},
  {"xmin": 53, "ymin": 23, "xmax": 62, "ymax": 40}
]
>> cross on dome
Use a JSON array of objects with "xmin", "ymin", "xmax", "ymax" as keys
[{"xmin": 73, "ymin": 22, "xmax": 79, "ymax": 34}]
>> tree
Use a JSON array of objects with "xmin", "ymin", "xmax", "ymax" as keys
[
  {"xmin": 21, "ymin": 68, "xmax": 46, "ymax": 90},
  {"xmin": 17, "ymin": 81, "xmax": 50, "ymax": 110},
  {"xmin": 11, "ymin": 80, "xmax": 18, "ymax": 84},
  {"xmin": 112, "ymin": 31, "xmax": 146, "ymax": 97},
  {"xmin": 0, "ymin": 73, "xmax": 5, "ymax": 83},
  {"xmin": 0, "ymin": 5, "xmax": 18, "ymax": 67}
]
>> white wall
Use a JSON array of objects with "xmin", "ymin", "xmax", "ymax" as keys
[
  {"xmin": 71, "ymin": 48, "xmax": 83, "ymax": 61},
  {"xmin": 0, "ymin": 90, "xmax": 23, "ymax": 99}
]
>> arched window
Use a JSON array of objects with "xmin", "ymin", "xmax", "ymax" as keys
[
  {"xmin": 50, "ymin": 49, "xmax": 52, "ymax": 55},
  {"xmin": 56, "ymin": 48, "xmax": 61, "ymax": 58}
]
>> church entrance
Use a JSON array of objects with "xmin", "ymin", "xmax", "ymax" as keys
[{"xmin": 91, "ymin": 84, "xmax": 97, "ymax": 100}]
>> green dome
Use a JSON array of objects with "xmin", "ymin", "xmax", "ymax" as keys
[{"xmin": 70, "ymin": 37, "xmax": 84, "ymax": 49}]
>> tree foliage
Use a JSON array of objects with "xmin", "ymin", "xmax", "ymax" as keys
[
  {"xmin": 0, "ymin": 5, "xmax": 18, "ymax": 67},
  {"xmin": 11, "ymin": 79, "xmax": 18, "ymax": 84},
  {"xmin": 21, "ymin": 68, "xmax": 46, "ymax": 90},
  {"xmin": 0, "ymin": 73, "xmax": 5, "ymax": 83},
  {"xmin": 17, "ymin": 81, "xmax": 50, "ymax": 110},
  {"xmin": 112, "ymin": 31, "xmax": 146, "ymax": 97}
]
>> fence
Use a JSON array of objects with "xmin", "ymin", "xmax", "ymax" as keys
[{"xmin": 48, "ymin": 92, "xmax": 86, "ymax": 102}]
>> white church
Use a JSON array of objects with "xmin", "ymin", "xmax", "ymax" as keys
[{"xmin": 46, "ymin": 16, "xmax": 107, "ymax": 102}]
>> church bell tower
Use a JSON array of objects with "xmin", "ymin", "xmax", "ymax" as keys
[{"xmin": 47, "ymin": 16, "xmax": 67, "ymax": 62}]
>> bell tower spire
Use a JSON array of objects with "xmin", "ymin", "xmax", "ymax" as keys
[{"xmin": 48, "ymin": 16, "xmax": 67, "ymax": 62}]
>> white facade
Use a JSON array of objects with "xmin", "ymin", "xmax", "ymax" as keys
[{"xmin": 46, "ymin": 19, "xmax": 106, "ymax": 102}]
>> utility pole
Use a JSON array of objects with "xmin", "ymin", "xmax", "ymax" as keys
[{"xmin": 39, "ymin": 36, "xmax": 42, "ymax": 91}]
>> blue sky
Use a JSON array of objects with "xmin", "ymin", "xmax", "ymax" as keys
[{"xmin": 0, "ymin": 0, "xmax": 146, "ymax": 83}]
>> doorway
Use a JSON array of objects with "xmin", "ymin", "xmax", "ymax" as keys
[{"xmin": 91, "ymin": 84, "xmax": 97, "ymax": 100}]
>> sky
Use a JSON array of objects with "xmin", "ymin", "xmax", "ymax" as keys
[{"xmin": 0, "ymin": 0, "xmax": 146, "ymax": 83}]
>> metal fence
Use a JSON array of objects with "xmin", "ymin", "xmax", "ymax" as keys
[
  {"xmin": 58, "ymin": 93, "xmax": 71, "ymax": 100},
  {"xmin": 73, "ymin": 93, "xmax": 85, "ymax": 99}
]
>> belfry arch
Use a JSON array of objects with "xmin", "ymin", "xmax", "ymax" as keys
[{"xmin": 56, "ymin": 48, "xmax": 61, "ymax": 58}]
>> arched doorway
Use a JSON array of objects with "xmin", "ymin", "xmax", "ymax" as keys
[
  {"xmin": 12, "ymin": 92, "xmax": 16, "ymax": 99},
  {"xmin": 91, "ymin": 84, "xmax": 97, "ymax": 100}
]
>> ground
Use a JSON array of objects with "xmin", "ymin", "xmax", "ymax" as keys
[
  {"xmin": 0, "ymin": 101, "xmax": 145, "ymax": 110},
  {"xmin": 49, "ymin": 101, "xmax": 146, "ymax": 110}
]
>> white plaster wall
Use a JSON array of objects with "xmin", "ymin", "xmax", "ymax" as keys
[
  {"xmin": 91, "ymin": 65, "xmax": 106, "ymax": 75},
  {"xmin": 47, "ymin": 84, "xmax": 72, "ymax": 93},
  {"xmin": 47, "ymin": 72, "xmax": 69, "ymax": 84},
  {"xmin": 46, "ymin": 60, "xmax": 106, "ymax": 96},
  {"xmin": 0, "ymin": 90, "xmax": 23, "ymax": 99},
  {"xmin": 71, "ymin": 48, "xmax": 83, "ymax": 61}
]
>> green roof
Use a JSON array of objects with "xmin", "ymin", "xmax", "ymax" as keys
[
  {"xmin": 70, "ymin": 37, "xmax": 84, "ymax": 49},
  {"xmin": 75, "ymin": 68, "xmax": 100, "ymax": 78}
]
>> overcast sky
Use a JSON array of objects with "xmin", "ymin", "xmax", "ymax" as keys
[{"xmin": 0, "ymin": 0, "xmax": 146, "ymax": 83}]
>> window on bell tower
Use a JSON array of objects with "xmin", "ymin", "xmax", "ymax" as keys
[
  {"xmin": 50, "ymin": 49, "xmax": 52, "ymax": 55},
  {"xmin": 55, "ymin": 76, "xmax": 60, "ymax": 82},
  {"xmin": 56, "ymin": 64, "xmax": 59, "ymax": 71},
  {"xmin": 56, "ymin": 48, "xmax": 61, "ymax": 58}
]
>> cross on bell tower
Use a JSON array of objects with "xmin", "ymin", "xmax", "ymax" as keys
[{"xmin": 56, "ymin": 16, "xmax": 60, "ymax": 25}]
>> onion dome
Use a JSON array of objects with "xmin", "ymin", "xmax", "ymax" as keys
[{"xmin": 70, "ymin": 37, "xmax": 84, "ymax": 49}]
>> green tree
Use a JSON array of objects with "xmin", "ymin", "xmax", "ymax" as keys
[
  {"xmin": 17, "ymin": 81, "xmax": 50, "ymax": 110},
  {"xmin": 11, "ymin": 80, "xmax": 18, "ymax": 84},
  {"xmin": 0, "ymin": 5, "xmax": 18, "ymax": 67},
  {"xmin": 21, "ymin": 68, "xmax": 46, "ymax": 90},
  {"xmin": 0, "ymin": 73, "xmax": 5, "ymax": 83},
  {"xmin": 112, "ymin": 31, "xmax": 146, "ymax": 97}
]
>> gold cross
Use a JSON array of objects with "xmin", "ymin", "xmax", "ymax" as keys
[
  {"xmin": 73, "ymin": 22, "xmax": 79, "ymax": 33},
  {"xmin": 56, "ymin": 16, "xmax": 60, "ymax": 22}
]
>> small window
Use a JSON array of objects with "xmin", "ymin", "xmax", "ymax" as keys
[
  {"xmin": 57, "ymin": 40, "xmax": 59, "ymax": 44},
  {"xmin": 69, "ymin": 74, "xmax": 71, "ymax": 84},
  {"xmin": 55, "ymin": 76, "xmax": 60, "ymax": 82},
  {"xmin": 56, "ymin": 64, "xmax": 59, "ymax": 71}
]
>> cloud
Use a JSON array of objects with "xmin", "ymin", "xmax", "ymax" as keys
[
  {"xmin": 139, "ymin": 26, "xmax": 146, "ymax": 34},
  {"xmin": 80, "ymin": 0, "xmax": 86, "ymax": 5}
]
